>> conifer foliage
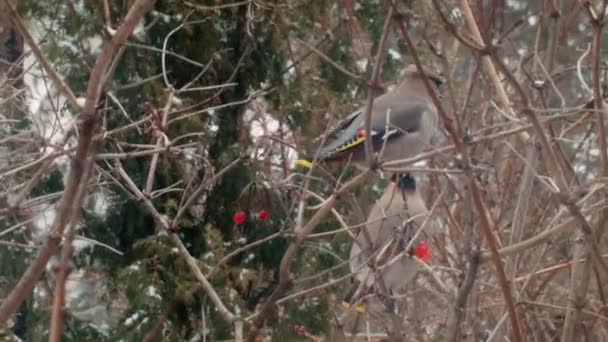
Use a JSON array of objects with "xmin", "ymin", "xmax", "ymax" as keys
[{"xmin": 2, "ymin": 1, "xmax": 608, "ymax": 341}]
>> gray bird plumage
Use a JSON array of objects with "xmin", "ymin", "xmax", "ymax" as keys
[
  {"xmin": 343, "ymin": 175, "xmax": 440, "ymax": 312},
  {"xmin": 311, "ymin": 64, "xmax": 442, "ymax": 169},
  {"xmin": 349, "ymin": 178, "xmax": 428, "ymax": 292}
]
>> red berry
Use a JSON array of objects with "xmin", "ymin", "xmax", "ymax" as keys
[
  {"xmin": 257, "ymin": 209, "xmax": 269, "ymax": 221},
  {"xmin": 232, "ymin": 211, "xmax": 246, "ymax": 224},
  {"xmin": 356, "ymin": 129, "xmax": 365, "ymax": 137},
  {"xmin": 414, "ymin": 241, "xmax": 431, "ymax": 261}
]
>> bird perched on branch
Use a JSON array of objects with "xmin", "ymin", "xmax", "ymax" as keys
[
  {"xmin": 296, "ymin": 64, "xmax": 443, "ymax": 172},
  {"xmin": 342, "ymin": 174, "xmax": 436, "ymax": 313}
]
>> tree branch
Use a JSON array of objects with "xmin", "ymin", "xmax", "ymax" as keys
[
  {"xmin": 5, "ymin": 1, "xmax": 80, "ymax": 111},
  {"xmin": 363, "ymin": 5, "xmax": 393, "ymax": 168},
  {"xmin": 246, "ymin": 170, "xmax": 371, "ymax": 341},
  {"xmin": 0, "ymin": 0, "xmax": 157, "ymax": 325},
  {"xmin": 114, "ymin": 161, "xmax": 237, "ymax": 324}
]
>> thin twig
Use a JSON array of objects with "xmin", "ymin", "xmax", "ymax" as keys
[
  {"xmin": 362, "ymin": 5, "xmax": 393, "ymax": 168},
  {"xmin": 114, "ymin": 161, "xmax": 237, "ymax": 323},
  {"xmin": 144, "ymin": 91, "xmax": 174, "ymax": 195},
  {"xmin": 444, "ymin": 251, "xmax": 481, "ymax": 342},
  {"xmin": 0, "ymin": 0, "xmax": 156, "ymax": 325},
  {"xmin": 246, "ymin": 170, "xmax": 371, "ymax": 341},
  {"xmin": 292, "ymin": 38, "xmax": 361, "ymax": 81},
  {"xmin": 5, "ymin": 1, "xmax": 80, "ymax": 111}
]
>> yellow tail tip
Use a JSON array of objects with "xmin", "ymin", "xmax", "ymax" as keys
[
  {"xmin": 295, "ymin": 159, "xmax": 314, "ymax": 169},
  {"xmin": 341, "ymin": 301, "xmax": 365, "ymax": 313}
]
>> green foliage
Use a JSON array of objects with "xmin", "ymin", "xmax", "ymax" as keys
[
  {"xmin": 1, "ymin": 0, "xmax": 435, "ymax": 340},
  {"xmin": 29, "ymin": 170, "xmax": 64, "ymax": 198}
]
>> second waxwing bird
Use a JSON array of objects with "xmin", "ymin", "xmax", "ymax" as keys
[
  {"xmin": 297, "ymin": 64, "xmax": 442, "ymax": 170},
  {"xmin": 343, "ymin": 175, "xmax": 436, "ymax": 313}
]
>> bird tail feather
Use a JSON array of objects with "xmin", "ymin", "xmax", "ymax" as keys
[
  {"xmin": 341, "ymin": 284, "xmax": 366, "ymax": 313},
  {"xmin": 295, "ymin": 159, "xmax": 314, "ymax": 169}
]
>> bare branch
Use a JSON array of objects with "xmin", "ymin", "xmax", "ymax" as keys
[
  {"xmin": 363, "ymin": 5, "xmax": 393, "ymax": 168},
  {"xmin": 114, "ymin": 161, "xmax": 237, "ymax": 324},
  {"xmin": 4, "ymin": 0, "xmax": 80, "ymax": 111},
  {"xmin": 0, "ymin": 0, "xmax": 156, "ymax": 325}
]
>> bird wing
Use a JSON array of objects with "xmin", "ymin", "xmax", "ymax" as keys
[
  {"xmin": 370, "ymin": 99, "xmax": 427, "ymax": 136},
  {"xmin": 325, "ymin": 108, "xmax": 362, "ymax": 137},
  {"xmin": 317, "ymin": 100, "xmax": 428, "ymax": 161},
  {"xmin": 316, "ymin": 109, "xmax": 365, "ymax": 160},
  {"xmin": 295, "ymin": 109, "xmax": 363, "ymax": 167}
]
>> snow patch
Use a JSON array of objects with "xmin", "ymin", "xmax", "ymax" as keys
[{"xmin": 388, "ymin": 49, "xmax": 402, "ymax": 60}]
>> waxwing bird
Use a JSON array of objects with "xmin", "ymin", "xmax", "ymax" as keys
[
  {"xmin": 297, "ymin": 64, "xmax": 442, "ymax": 171},
  {"xmin": 342, "ymin": 175, "xmax": 436, "ymax": 313}
]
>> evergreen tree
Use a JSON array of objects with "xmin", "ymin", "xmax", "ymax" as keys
[{"xmin": 1, "ymin": 1, "xmax": 607, "ymax": 341}]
